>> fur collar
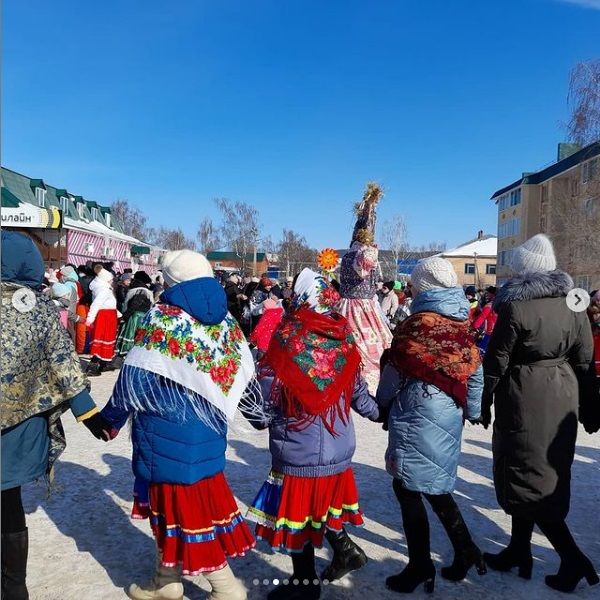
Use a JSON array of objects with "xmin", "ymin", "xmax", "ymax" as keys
[{"xmin": 494, "ymin": 270, "xmax": 573, "ymax": 309}]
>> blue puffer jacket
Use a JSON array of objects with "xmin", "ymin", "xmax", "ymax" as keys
[
  {"xmin": 101, "ymin": 277, "xmax": 231, "ymax": 485},
  {"xmin": 248, "ymin": 376, "xmax": 380, "ymax": 477},
  {"xmin": 376, "ymin": 287, "xmax": 483, "ymax": 495}
]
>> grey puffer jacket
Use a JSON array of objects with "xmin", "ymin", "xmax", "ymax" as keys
[{"xmin": 249, "ymin": 376, "xmax": 380, "ymax": 477}]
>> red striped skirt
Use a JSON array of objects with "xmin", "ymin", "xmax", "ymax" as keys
[
  {"xmin": 133, "ymin": 473, "xmax": 255, "ymax": 575},
  {"xmin": 89, "ymin": 309, "xmax": 118, "ymax": 360},
  {"xmin": 247, "ymin": 468, "xmax": 364, "ymax": 553}
]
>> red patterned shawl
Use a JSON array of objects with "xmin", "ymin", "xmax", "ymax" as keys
[
  {"xmin": 262, "ymin": 307, "xmax": 361, "ymax": 433},
  {"xmin": 390, "ymin": 311, "xmax": 480, "ymax": 408}
]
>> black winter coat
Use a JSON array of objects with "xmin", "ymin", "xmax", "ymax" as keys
[{"xmin": 483, "ymin": 271, "xmax": 594, "ymax": 520}]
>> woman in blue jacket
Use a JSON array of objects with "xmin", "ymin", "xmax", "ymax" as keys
[
  {"xmin": 1, "ymin": 231, "xmax": 109, "ymax": 600},
  {"xmin": 102, "ymin": 250, "xmax": 256, "ymax": 600},
  {"xmin": 376, "ymin": 257, "xmax": 485, "ymax": 594},
  {"xmin": 245, "ymin": 269, "xmax": 381, "ymax": 600}
]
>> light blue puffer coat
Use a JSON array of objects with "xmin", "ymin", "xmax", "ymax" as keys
[{"xmin": 376, "ymin": 287, "xmax": 483, "ymax": 495}]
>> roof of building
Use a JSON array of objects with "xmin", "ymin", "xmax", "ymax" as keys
[
  {"xmin": 207, "ymin": 251, "xmax": 267, "ymax": 262},
  {"xmin": 1, "ymin": 166, "xmax": 140, "ymax": 243},
  {"xmin": 440, "ymin": 235, "xmax": 497, "ymax": 258},
  {"xmin": 491, "ymin": 141, "xmax": 600, "ymax": 200}
]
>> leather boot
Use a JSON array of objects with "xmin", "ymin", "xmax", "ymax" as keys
[
  {"xmin": 321, "ymin": 528, "xmax": 368, "ymax": 582},
  {"xmin": 427, "ymin": 494, "xmax": 486, "ymax": 581},
  {"xmin": 1, "ymin": 529, "xmax": 29, "ymax": 600},
  {"xmin": 268, "ymin": 545, "xmax": 320, "ymax": 600},
  {"xmin": 484, "ymin": 517, "xmax": 534, "ymax": 580}
]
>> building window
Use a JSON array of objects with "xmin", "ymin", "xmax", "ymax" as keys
[
  {"xmin": 498, "ymin": 217, "xmax": 521, "ymax": 239},
  {"xmin": 35, "ymin": 187, "xmax": 46, "ymax": 207},
  {"xmin": 486, "ymin": 264, "xmax": 497, "ymax": 275},
  {"xmin": 582, "ymin": 158, "xmax": 598, "ymax": 183},
  {"xmin": 464, "ymin": 263, "xmax": 476, "ymax": 275},
  {"xmin": 499, "ymin": 249, "xmax": 514, "ymax": 267},
  {"xmin": 77, "ymin": 203, "xmax": 85, "ymax": 218},
  {"xmin": 60, "ymin": 196, "xmax": 68, "ymax": 212},
  {"xmin": 585, "ymin": 197, "xmax": 599, "ymax": 217},
  {"xmin": 91, "ymin": 207, "xmax": 99, "ymax": 220},
  {"xmin": 510, "ymin": 188, "xmax": 521, "ymax": 206},
  {"xmin": 105, "ymin": 213, "xmax": 111, "ymax": 227}
]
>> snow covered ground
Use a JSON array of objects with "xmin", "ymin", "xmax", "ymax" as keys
[{"xmin": 23, "ymin": 369, "xmax": 600, "ymax": 600}]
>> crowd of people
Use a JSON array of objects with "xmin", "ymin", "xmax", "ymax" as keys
[{"xmin": 2, "ymin": 211, "xmax": 600, "ymax": 600}]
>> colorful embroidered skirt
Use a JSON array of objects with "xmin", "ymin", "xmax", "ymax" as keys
[
  {"xmin": 132, "ymin": 473, "xmax": 255, "ymax": 575},
  {"xmin": 89, "ymin": 309, "xmax": 118, "ymax": 361},
  {"xmin": 337, "ymin": 298, "xmax": 392, "ymax": 395},
  {"xmin": 115, "ymin": 311, "xmax": 145, "ymax": 356},
  {"xmin": 247, "ymin": 468, "xmax": 364, "ymax": 553}
]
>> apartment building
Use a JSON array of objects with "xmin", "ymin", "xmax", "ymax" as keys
[{"xmin": 491, "ymin": 141, "xmax": 600, "ymax": 289}]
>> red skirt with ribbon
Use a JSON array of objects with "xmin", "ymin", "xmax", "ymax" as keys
[
  {"xmin": 247, "ymin": 468, "xmax": 364, "ymax": 553},
  {"xmin": 89, "ymin": 309, "xmax": 118, "ymax": 361},
  {"xmin": 133, "ymin": 472, "xmax": 255, "ymax": 575}
]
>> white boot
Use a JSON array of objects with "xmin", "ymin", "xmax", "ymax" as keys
[
  {"xmin": 204, "ymin": 564, "xmax": 246, "ymax": 600},
  {"xmin": 128, "ymin": 557, "xmax": 184, "ymax": 600}
]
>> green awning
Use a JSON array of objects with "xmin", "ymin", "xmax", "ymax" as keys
[{"xmin": 131, "ymin": 245, "xmax": 150, "ymax": 255}]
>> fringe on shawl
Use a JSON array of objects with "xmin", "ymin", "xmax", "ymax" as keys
[{"xmin": 111, "ymin": 364, "xmax": 266, "ymax": 435}]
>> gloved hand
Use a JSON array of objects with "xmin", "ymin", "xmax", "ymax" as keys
[{"xmin": 83, "ymin": 413, "xmax": 112, "ymax": 441}]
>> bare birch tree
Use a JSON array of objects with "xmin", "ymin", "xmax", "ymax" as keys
[
  {"xmin": 567, "ymin": 60, "xmax": 600, "ymax": 146},
  {"xmin": 277, "ymin": 229, "xmax": 317, "ymax": 277},
  {"xmin": 197, "ymin": 218, "xmax": 221, "ymax": 255},
  {"xmin": 110, "ymin": 199, "xmax": 149, "ymax": 241},
  {"xmin": 215, "ymin": 198, "xmax": 261, "ymax": 273},
  {"xmin": 380, "ymin": 214, "xmax": 409, "ymax": 280}
]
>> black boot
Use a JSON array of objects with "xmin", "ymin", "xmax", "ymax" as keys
[
  {"xmin": 1, "ymin": 529, "xmax": 29, "ymax": 600},
  {"xmin": 483, "ymin": 517, "xmax": 534, "ymax": 580},
  {"xmin": 267, "ymin": 545, "xmax": 320, "ymax": 600},
  {"xmin": 427, "ymin": 493, "xmax": 486, "ymax": 581},
  {"xmin": 537, "ymin": 519, "xmax": 599, "ymax": 593},
  {"xmin": 386, "ymin": 562, "xmax": 436, "ymax": 594},
  {"xmin": 321, "ymin": 528, "xmax": 368, "ymax": 582},
  {"xmin": 387, "ymin": 481, "xmax": 436, "ymax": 594},
  {"xmin": 86, "ymin": 359, "xmax": 102, "ymax": 377}
]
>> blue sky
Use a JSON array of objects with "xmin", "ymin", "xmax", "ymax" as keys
[{"xmin": 3, "ymin": 0, "xmax": 600, "ymax": 250}]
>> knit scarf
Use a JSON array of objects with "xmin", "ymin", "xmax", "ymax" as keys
[
  {"xmin": 390, "ymin": 311, "xmax": 480, "ymax": 408},
  {"xmin": 263, "ymin": 307, "xmax": 361, "ymax": 434},
  {"xmin": 112, "ymin": 303, "xmax": 256, "ymax": 430}
]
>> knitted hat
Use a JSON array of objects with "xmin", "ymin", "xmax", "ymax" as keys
[
  {"xmin": 120, "ymin": 273, "xmax": 133, "ymax": 283},
  {"xmin": 161, "ymin": 249, "xmax": 213, "ymax": 287},
  {"xmin": 510, "ymin": 234, "xmax": 556, "ymax": 274},
  {"xmin": 60, "ymin": 265, "xmax": 78, "ymax": 282},
  {"xmin": 410, "ymin": 257, "xmax": 458, "ymax": 293}
]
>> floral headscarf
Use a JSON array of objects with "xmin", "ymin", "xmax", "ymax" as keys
[
  {"xmin": 292, "ymin": 268, "xmax": 341, "ymax": 313},
  {"xmin": 262, "ymin": 268, "xmax": 360, "ymax": 434}
]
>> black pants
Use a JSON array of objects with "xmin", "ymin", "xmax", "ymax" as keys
[
  {"xmin": 393, "ymin": 479, "xmax": 474, "ymax": 565},
  {"xmin": 1, "ymin": 487, "xmax": 26, "ymax": 534}
]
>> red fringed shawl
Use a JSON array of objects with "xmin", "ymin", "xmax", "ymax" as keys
[
  {"xmin": 390, "ymin": 311, "xmax": 480, "ymax": 408},
  {"xmin": 262, "ymin": 307, "xmax": 361, "ymax": 434}
]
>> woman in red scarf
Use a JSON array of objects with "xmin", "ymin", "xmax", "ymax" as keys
[{"xmin": 244, "ymin": 269, "xmax": 381, "ymax": 600}]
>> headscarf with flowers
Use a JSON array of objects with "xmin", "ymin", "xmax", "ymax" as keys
[
  {"xmin": 109, "ymin": 277, "xmax": 256, "ymax": 432},
  {"xmin": 262, "ymin": 269, "xmax": 361, "ymax": 434},
  {"xmin": 389, "ymin": 311, "xmax": 480, "ymax": 409}
]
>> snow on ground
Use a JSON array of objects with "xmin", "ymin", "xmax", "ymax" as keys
[{"xmin": 23, "ymin": 370, "xmax": 600, "ymax": 600}]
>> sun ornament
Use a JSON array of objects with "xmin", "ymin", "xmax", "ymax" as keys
[{"xmin": 317, "ymin": 248, "xmax": 339, "ymax": 272}]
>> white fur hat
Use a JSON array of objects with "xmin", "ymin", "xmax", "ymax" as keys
[
  {"xmin": 161, "ymin": 249, "xmax": 213, "ymax": 287},
  {"xmin": 511, "ymin": 234, "xmax": 557, "ymax": 274},
  {"xmin": 410, "ymin": 257, "xmax": 458, "ymax": 293}
]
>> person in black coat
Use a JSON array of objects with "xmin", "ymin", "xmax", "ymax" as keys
[{"xmin": 482, "ymin": 235, "xmax": 598, "ymax": 594}]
